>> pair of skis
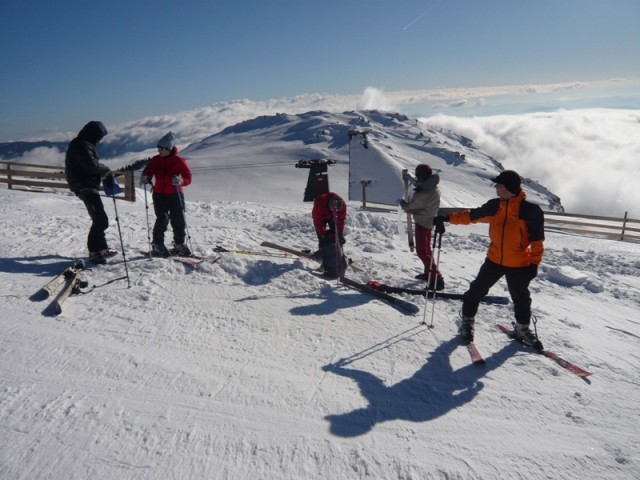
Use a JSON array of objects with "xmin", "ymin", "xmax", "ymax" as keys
[
  {"xmin": 261, "ymin": 241, "xmax": 416, "ymax": 314},
  {"xmin": 461, "ymin": 323, "xmax": 591, "ymax": 379},
  {"xmin": 36, "ymin": 259, "xmax": 88, "ymax": 315},
  {"xmin": 402, "ymin": 169, "xmax": 415, "ymax": 252}
]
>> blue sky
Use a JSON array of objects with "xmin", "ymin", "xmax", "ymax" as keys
[{"xmin": 1, "ymin": 0, "xmax": 639, "ymax": 141}]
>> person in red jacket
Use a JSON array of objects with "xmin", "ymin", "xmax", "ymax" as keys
[
  {"xmin": 433, "ymin": 170, "xmax": 545, "ymax": 348},
  {"xmin": 311, "ymin": 192, "xmax": 347, "ymax": 275},
  {"xmin": 140, "ymin": 132, "xmax": 193, "ymax": 256},
  {"xmin": 312, "ymin": 192, "xmax": 346, "ymax": 246}
]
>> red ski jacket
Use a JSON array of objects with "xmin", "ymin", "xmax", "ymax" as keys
[
  {"xmin": 312, "ymin": 192, "xmax": 346, "ymax": 238},
  {"xmin": 142, "ymin": 147, "xmax": 192, "ymax": 194}
]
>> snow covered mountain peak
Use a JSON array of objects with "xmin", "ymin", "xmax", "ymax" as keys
[{"xmin": 180, "ymin": 109, "xmax": 563, "ymax": 210}]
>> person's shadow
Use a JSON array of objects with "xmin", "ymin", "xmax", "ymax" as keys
[{"xmin": 322, "ymin": 336, "xmax": 517, "ymax": 437}]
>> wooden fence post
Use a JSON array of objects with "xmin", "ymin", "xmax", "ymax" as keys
[
  {"xmin": 621, "ymin": 211, "xmax": 628, "ymax": 241},
  {"xmin": 7, "ymin": 163, "xmax": 12, "ymax": 190},
  {"xmin": 360, "ymin": 180, "xmax": 371, "ymax": 209},
  {"xmin": 121, "ymin": 170, "xmax": 135, "ymax": 202}
]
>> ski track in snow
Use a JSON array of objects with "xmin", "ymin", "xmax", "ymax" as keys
[{"xmin": 1, "ymin": 187, "xmax": 639, "ymax": 479}]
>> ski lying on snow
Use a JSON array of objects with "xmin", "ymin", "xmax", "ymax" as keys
[
  {"xmin": 496, "ymin": 323, "xmax": 591, "ymax": 378},
  {"xmin": 52, "ymin": 270, "xmax": 88, "ymax": 315},
  {"xmin": 367, "ymin": 281, "xmax": 509, "ymax": 305},
  {"xmin": 140, "ymin": 250, "xmax": 220, "ymax": 267},
  {"xmin": 38, "ymin": 259, "xmax": 86, "ymax": 299},
  {"xmin": 260, "ymin": 241, "xmax": 365, "ymax": 272},
  {"xmin": 214, "ymin": 245, "xmax": 290, "ymax": 257},
  {"xmin": 339, "ymin": 276, "xmax": 419, "ymax": 315},
  {"xmin": 260, "ymin": 241, "xmax": 313, "ymax": 259},
  {"xmin": 53, "ymin": 272, "xmax": 80, "ymax": 315}
]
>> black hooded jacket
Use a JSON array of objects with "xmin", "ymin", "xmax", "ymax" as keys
[{"xmin": 65, "ymin": 121, "xmax": 109, "ymax": 194}]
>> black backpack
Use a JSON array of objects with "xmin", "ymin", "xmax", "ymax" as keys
[{"xmin": 321, "ymin": 241, "xmax": 348, "ymax": 278}]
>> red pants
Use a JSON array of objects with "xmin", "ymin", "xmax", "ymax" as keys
[{"xmin": 415, "ymin": 224, "xmax": 439, "ymax": 275}]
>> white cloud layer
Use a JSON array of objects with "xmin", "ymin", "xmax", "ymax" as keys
[
  {"xmin": 10, "ymin": 79, "xmax": 640, "ymax": 218},
  {"xmin": 420, "ymin": 109, "xmax": 640, "ymax": 217}
]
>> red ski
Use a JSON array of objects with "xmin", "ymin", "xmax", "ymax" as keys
[
  {"xmin": 496, "ymin": 323, "xmax": 591, "ymax": 378},
  {"xmin": 465, "ymin": 342, "xmax": 486, "ymax": 365}
]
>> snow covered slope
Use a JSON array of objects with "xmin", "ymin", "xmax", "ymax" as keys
[
  {"xmin": 178, "ymin": 110, "xmax": 562, "ymax": 210},
  {"xmin": 0, "ymin": 182, "xmax": 639, "ymax": 479}
]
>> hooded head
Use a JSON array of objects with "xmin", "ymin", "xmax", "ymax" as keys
[
  {"xmin": 492, "ymin": 170, "xmax": 521, "ymax": 195},
  {"xmin": 78, "ymin": 121, "xmax": 108, "ymax": 145},
  {"xmin": 157, "ymin": 132, "xmax": 176, "ymax": 150}
]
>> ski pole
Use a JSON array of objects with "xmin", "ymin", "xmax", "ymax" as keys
[
  {"xmin": 109, "ymin": 194, "xmax": 131, "ymax": 288},
  {"xmin": 331, "ymin": 201, "xmax": 340, "ymax": 284},
  {"xmin": 427, "ymin": 230, "xmax": 443, "ymax": 328},
  {"xmin": 175, "ymin": 184, "xmax": 194, "ymax": 254},
  {"xmin": 143, "ymin": 183, "xmax": 152, "ymax": 260},
  {"xmin": 422, "ymin": 229, "xmax": 443, "ymax": 327}
]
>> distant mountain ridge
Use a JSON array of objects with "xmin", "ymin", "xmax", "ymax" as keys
[
  {"xmin": 0, "ymin": 109, "xmax": 562, "ymax": 210},
  {"xmin": 180, "ymin": 110, "xmax": 563, "ymax": 210}
]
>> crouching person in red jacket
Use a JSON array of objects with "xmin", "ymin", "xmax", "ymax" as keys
[{"xmin": 312, "ymin": 192, "xmax": 347, "ymax": 277}]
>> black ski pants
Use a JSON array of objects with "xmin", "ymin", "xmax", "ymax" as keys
[
  {"xmin": 152, "ymin": 192, "xmax": 186, "ymax": 246},
  {"xmin": 462, "ymin": 258, "xmax": 533, "ymax": 325},
  {"xmin": 77, "ymin": 189, "xmax": 109, "ymax": 253}
]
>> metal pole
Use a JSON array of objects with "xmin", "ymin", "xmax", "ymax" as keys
[
  {"xmin": 422, "ymin": 229, "xmax": 442, "ymax": 328},
  {"xmin": 143, "ymin": 184, "xmax": 152, "ymax": 259},
  {"xmin": 110, "ymin": 195, "xmax": 131, "ymax": 288}
]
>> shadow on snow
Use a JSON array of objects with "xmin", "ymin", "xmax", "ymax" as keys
[{"xmin": 322, "ymin": 333, "xmax": 519, "ymax": 437}]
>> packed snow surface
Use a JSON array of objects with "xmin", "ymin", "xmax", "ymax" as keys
[{"xmin": 1, "ymin": 182, "xmax": 639, "ymax": 479}]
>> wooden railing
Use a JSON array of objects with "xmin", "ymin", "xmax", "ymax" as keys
[
  {"xmin": 543, "ymin": 210, "xmax": 640, "ymax": 242},
  {"xmin": 359, "ymin": 203, "xmax": 640, "ymax": 243},
  {"xmin": 439, "ymin": 207, "xmax": 640, "ymax": 242},
  {"xmin": 0, "ymin": 160, "xmax": 135, "ymax": 202}
]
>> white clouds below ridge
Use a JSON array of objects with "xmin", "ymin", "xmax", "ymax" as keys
[
  {"xmin": 420, "ymin": 109, "xmax": 640, "ymax": 216},
  {"xmin": 8, "ymin": 79, "xmax": 640, "ymax": 217}
]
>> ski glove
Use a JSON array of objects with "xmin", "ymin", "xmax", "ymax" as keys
[
  {"xmin": 102, "ymin": 173, "xmax": 122, "ymax": 196},
  {"xmin": 433, "ymin": 215, "xmax": 448, "ymax": 234},
  {"xmin": 172, "ymin": 175, "xmax": 184, "ymax": 186},
  {"xmin": 139, "ymin": 174, "xmax": 151, "ymax": 186},
  {"xmin": 528, "ymin": 264, "xmax": 539, "ymax": 280}
]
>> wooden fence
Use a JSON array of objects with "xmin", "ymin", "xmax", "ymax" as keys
[
  {"xmin": 0, "ymin": 160, "xmax": 135, "ymax": 202},
  {"xmin": 361, "ymin": 203, "xmax": 640, "ymax": 243},
  {"xmin": 438, "ymin": 207, "xmax": 640, "ymax": 242},
  {"xmin": 543, "ymin": 210, "xmax": 640, "ymax": 242}
]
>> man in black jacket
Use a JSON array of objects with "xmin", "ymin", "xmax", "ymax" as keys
[{"xmin": 65, "ymin": 121, "xmax": 117, "ymax": 264}]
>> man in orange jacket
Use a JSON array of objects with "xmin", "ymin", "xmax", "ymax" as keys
[{"xmin": 433, "ymin": 170, "xmax": 545, "ymax": 348}]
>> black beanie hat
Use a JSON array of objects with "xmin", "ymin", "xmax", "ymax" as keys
[
  {"xmin": 415, "ymin": 164, "xmax": 432, "ymax": 181},
  {"xmin": 492, "ymin": 170, "xmax": 521, "ymax": 195}
]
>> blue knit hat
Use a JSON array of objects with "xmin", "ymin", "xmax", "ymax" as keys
[{"xmin": 157, "ymin": 132, "xmax": 175, "ymax": 150}]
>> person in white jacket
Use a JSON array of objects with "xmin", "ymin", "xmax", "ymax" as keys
[{"xmin": 400, "ymin": 164, "xmax": 445, "ymax": 291}]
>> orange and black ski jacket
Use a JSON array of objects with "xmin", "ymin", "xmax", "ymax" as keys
[{"xmin": 449, "ymin": 191, "xmax": 544, "ymax": 267}]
